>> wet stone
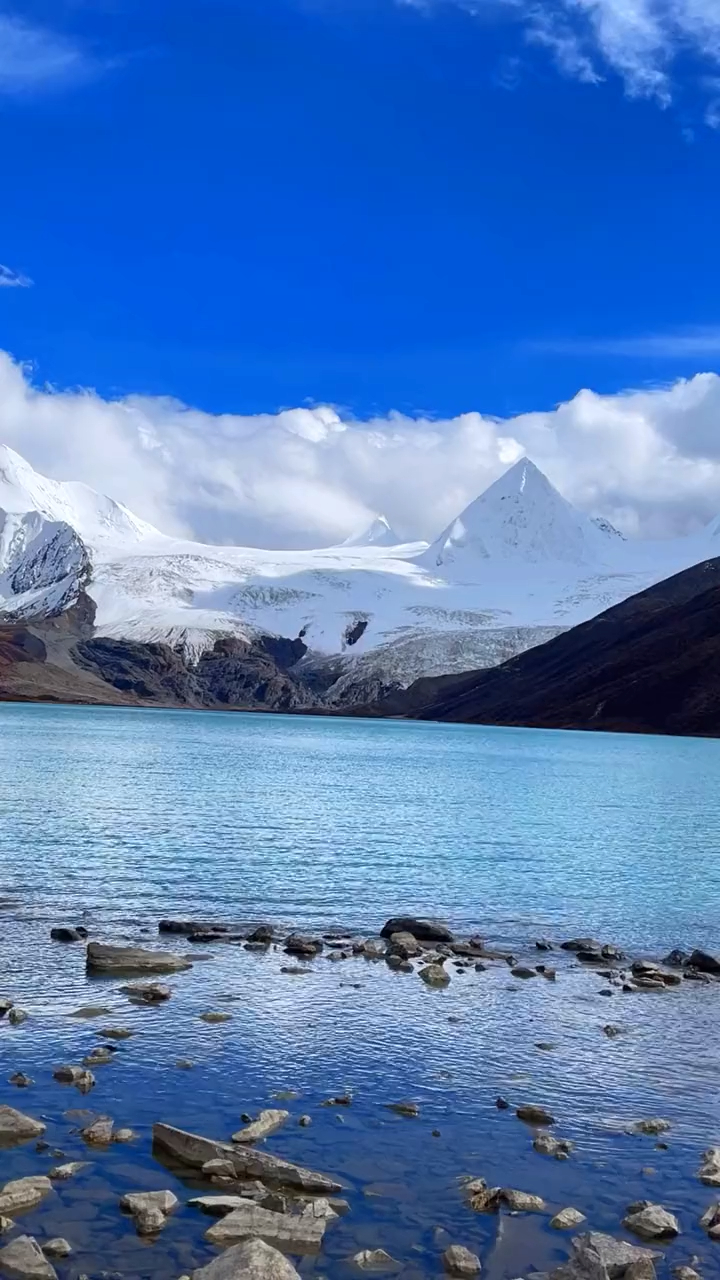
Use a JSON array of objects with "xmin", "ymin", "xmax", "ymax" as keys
[{"xmin": 443, "ymin": 1246, "xmax": 482, "ymax": 1275}]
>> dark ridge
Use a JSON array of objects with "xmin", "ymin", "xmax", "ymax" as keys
[{"xmin": 364, "ymin": 557, "xmax": 720, "ymax": 738}]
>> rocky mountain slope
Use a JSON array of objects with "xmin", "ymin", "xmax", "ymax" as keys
[
  {"xmin": 1, "ymin": 443, "xmax": 719, "ymax": 708},
  {"xmin": 371, "ymin": 557, "xmax": 720, "ymax": 737}
]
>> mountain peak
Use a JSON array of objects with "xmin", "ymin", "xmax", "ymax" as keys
[
  {"xmin": 341, "ymin": 514, "xmax": 401, "ymax": 547},
  {"xmin": 424, "ymin": 458, "xmax": 618, "ymax": 571}
]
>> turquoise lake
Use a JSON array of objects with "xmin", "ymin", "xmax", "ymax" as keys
[{"xmin": 0, "ymin": 704, "xmax": 719, "ymax": 1280}]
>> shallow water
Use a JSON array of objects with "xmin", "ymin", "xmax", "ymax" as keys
[{"xmin": 1, "ymin": 704, "xmax": 719, "ymax": 1280}]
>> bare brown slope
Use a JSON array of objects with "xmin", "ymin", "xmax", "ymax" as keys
[{"xmin": 369, "ymin": 557, "xmax": 720, "ymax": 738}]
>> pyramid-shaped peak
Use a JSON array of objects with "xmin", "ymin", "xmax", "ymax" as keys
[
  {"xmin": 342, "ymin": 514, "xmax": 401, "ymax": 547},
  {"xmin": 424, "ymin": 458, "xmax": 618, "ymax": 572}
]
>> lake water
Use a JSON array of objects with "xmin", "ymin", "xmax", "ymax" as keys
[{"xmin": 1, "ymin": 704, "xmax": 719, "ymax": 1280}]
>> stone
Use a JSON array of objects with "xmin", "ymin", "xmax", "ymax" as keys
[
  {"xmin": 352, "ymin": 1250, "xmax": 402, "ymax": 1272},
  {"xmin": 54, "ymin": 1064, "xmax": 95, "ymax": 1087},
  {"xmin": 202, "ymin": 1158, "xmax": 237, "ymax": 1178},
  {"xmin": 152, "ymin": 1122, "xmax": 342, "ymax": 1191},
  {"xmin": 495, "ymin": 1097, "xmax": 510, "ymax": 1110},
  {"xmin": 191, "ymin": 1239, "xmax": 301, "ymax": 1280},
  {"xmin": 98, "ymin": 1026, "xmax": 134, "ymax": 1040},
  {"xmin": 699, "ymin": 1148, "xmax": 720, "ymax": 1186},
  {"xmin": 120, "ymin": 981, "xmax": 172, "ymax": 1002},
  {"xmin": 112, "ymin": 1128, "xmax": 136, "ymax": 1143},
  {"xmin": 0, "ymin": 998, "xmax": 13, "ymax": 1017},
  {"xmin": 516, "ymin": 1104, "xmax": 555, "ymax": 1126},
  {"xmin": 561, "ymin": 938, "xmax": 601, "ymax": 952},
  {"xmin": 688, "ymin": 950, "xmax": 720, "ymax": 975},
  {"xmin": 321, "ymin": 1094, "xmax": 352, "ymax": 1107},
  {"xmin": 177, "ymin": 1060, "xmax": 195, "ymax": 1069},
  {"xmin": 284, "ymin": 934, "xmax": 323, "ymax": 956},
  {"xmin": 501, "ymin": 1188, "xmax": 546, "ymax": 1211},
  {"xmin": 699, "ymin": 1202, "xmax": 720, "ymax": 1235},
  {"xmin": 8, "ymin": 1074, "xmax": 33, "ymax": 1088},
  {"xmin": 551, "ymin": 1209, "xmax": 587, "ymax": 1230},
  {"xmin": 631, "ymin": 962, "xmax": 681, "ymax": 987},
  {"xmin": 0, "ymin": 1235, "xmax": 57, "ymax": 1280},
  {"xmin": 8, "ymin": 1010, "xmax": 28, "ymax": 1026},
  {"xmin": 201, "ymin": 1012, "xmax": 233, "ymax": 1023},
  {"xmin": 553, "ymin": 1232, "xmax": 661, "ymax": 1280},
  {"xmin": 380, "ymin": 917, "xmax": 453, "ymax": 942},
  {"xmin": 87, "ymin": 941, "xmax": 191, "ymax": 972},
  {"xmin": 0, "ymin": 1107, "xmax": 46, "ymax": 1145},
  {"xmin": 625, "ymin": 1262, "xmax": 658, "ymax": 1280},
  {"xmin": 536, "ymin": 939, "xmax": 554, "ymax": 950},
  {"xmin": 298, "ymin": 1116, "xmax": 312, "ymax": 1127},
  {"xmin": 386, "ymin": 1101, "xmax": 419, "ymax": 1117},
  {"xmin": 536, "ymin": 1043, "xmax": 557, "ymax": 1051},
  {"xmin": 0, "ymin": 1178, "xmax": 53, "ymax": 1216},
  {"xmin": 204, "ymin": 1200, "xmax": 328, "ymax": 1252},
  {"xmin": 48, "ymin": 1162, "xmax": 88, "ymax": 1181},
  {"xmin": 511, "ymin": 967, "xmax": 538, "ymax": 979},
  {"xmin": 0, "ymin": 1219, "xmax": 12, "ymax": 1235},
  {"xmin": 420, "ymin": 963, "xmax": 450, "ymax": 987},
  {"xmin": 83, "ymin": 1047, "xmax": 116, "ymax": 1065},
  {"xmin": 443, "ymin": 1246, "xmax": 481, "ymax": 1275},
  {"xmin": 50, "ymin": 926, "xmax": 87, "ymax": 942},
  {"xmin": 159, "ymin": 919, "xmax": 229, "ymax": 935},
  {"xmin": 362, "ymin": 939, "xmax": 387, "ymax": 959},
  {"xmin": 80, "ymin": 1117, "xmax": 114, "ymax": 1145},
  {"xmin": 623, "ymin": 1204, "xmax": 680, "ymax": 1239},
  {"xmin": 631, "ymin": 1119, "xmax": 671, "ymax": 1136},
  {"xmin": 603, "ymin": 1025, "xmax": 623, "ymax": 1038},
  {"xmin": 232, "ymin": 1110, "xmax": 290, "ymax": 1143},
  {"xmin": 663, "ymin": 950, "xmax": 689, "ymax": 968},
  {"xmin": 41, "ymin": 1242, "xmax": 71, "ymax": 1260},
  {"xmin": 68, "ymin": 1006, "xmax": 111, "ymax": 1018},
  {"xmin": 121, "ymin": 1190, "xmax": 178, "ymax": 1236},
  {"xmin": 189, "ymin": 1195, "xmax": 252, "ymax": 1215},
  {"xmin": 248, "ymin": 925, "xmax": 275, "ymax": 944},
  {"xmin": 672, "ymin": 1270, "xmax": 700, "ymax": 1280},
  {"xmin": 534, "ymin": 1133, "xmax": 573, "ymax": 1159}
]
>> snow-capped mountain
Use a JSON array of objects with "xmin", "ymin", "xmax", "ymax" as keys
[
  {"xmin": 341, "ymin": 515, "xmax": 407, "ymax": 548},
  {"xmin": 0, "ymin": 444, "xmax": 717, "ymax": 697}
]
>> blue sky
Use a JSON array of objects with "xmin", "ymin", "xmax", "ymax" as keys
[{"xmin": 0, "ymin": 0, "xmax": 719, "ymax": 425}]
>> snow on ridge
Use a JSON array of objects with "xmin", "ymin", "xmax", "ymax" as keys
[{"xmin": 341, "ymin": 515, "xmax": 405, "ymax": 548}]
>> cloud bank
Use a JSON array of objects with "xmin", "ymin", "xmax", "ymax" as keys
[
  {"xmin": 2, "ymin": 351, "xmax": 720, "ymax": 547},
  {"xmin": 403, "ymin": 0, "xmax": 720, "ymax": 118}
]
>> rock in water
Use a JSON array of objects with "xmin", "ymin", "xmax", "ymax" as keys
[
  {"xmin": 516, "ymin": 1104, "xmax": 555, "ymax": 1126},
  {"xmin": 152, "ymin": 1123, "xmax": 342, "ymax": 1192},
  {"xmin": 380, "ymin": 917, "xmax": 453, "ymax": 942},
  {"xmin": 80, "ymin": 1117, "xmax": 114, "ymax": 1145},
  {"xmin": 443, "ymin": 1246, "xmax": 481, "ymax": 1275},
  {"xmin": 500, "ymin": 1188, "xmax": 546, "ymax": 1212},
  {"xmin": 352, "ymin": 1250, "xmax": 403, "ymax": 1272},
  {"xmin": 0, "ymin": 1108, "xmax": 46, "ymax": 1146},
  {"xmin": 623, "ymin": 1204, "xmax": 680, "ymax": 1239},
  {"xmin": 191, "ymin": 1239, "xmax": 301, "ymax": 1280},
  {"xmin": 699, "ymin": 1201, "xmax": 720, "ymax": 1237},
  {"xmin": 688, "ymin": 950, "xmax": 720, "ymax": 974},
  {"xmin": 121, "ymin": 1190, "xmax": 178, "ymax": 1235},
  {"xmin": 50, "ymin": 927, "xmax": 87, "ymax": 942},
  {"xmin": 550, "ymin": 1208, "xmax": 587, "ymax": 1230},
  {"xmin": 631, "ymin": 1119, "xmax": 671, "ymax": 1136},
  {"xmin": 534, "ymin": 1134, "xmax": 573, "ymax": 1159},
  {"xmin": 699, "ymin": 1148, "xmax": 720, "ymax": 1186},
  {"xmin": 204, "ymin": 1200, "xmax": 328, "ymax": 1252},
  {"xmin": 120, "ymin": 981, "xmax": 172, "ymax": 1002},
  {"xmin": 48, "ymin": 1163, "xmax": 88, "ymax": 1181},
  {"xmin": 0, "ymin": 1178, "xmax": 52, "ymax": 1216},
  {"xmin": 550, "ymin": 1232, "xmax": 661, "ymax": 1280},
  {"xmin": 419, "ymin": 964, "xmax": 450, "ymax": 987},
  {"xmin": 0, "ymin": 1236, "xmax": 57, "ymax": 1280},
  {"xmin": 232, "ymin": 1110, "xmax": 290, "ymax": 1144},
  {"xmin": 86, "ymin": 942, "xmax": 192, "ymax": 973},
  {"xmin": 41, "ymin": 1241, "xmax": 71, "ymax": 1260}
]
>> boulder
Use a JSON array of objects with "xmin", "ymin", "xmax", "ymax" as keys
[
  {"xmin": 419, "ymin": 964, "xmax": 450, "ymax": 987},
  {"xmin": 362, "ymin": 939, "xmax": 387, "ymax": 959},
  {"xmin": 8, "ymin": 1074, "xmax": 32, "ymax": 1089},
  {"xmin": 511, "ymin": 967, "xmax": 538, "ymax": 979},
  {"xmin": 204, "ymin": 1200, "xmax": 328, "ymax": 1252},
  {"xmin": 631, "ymin": 962, "xmax": 681, "ymax": 987},
  {"xmin": 551, "ymin": 1232, "xmax": 661, "ymax": 1280},
  {"xmin": 630, "ymin": 1120, "xmax": 670, "ymax": 1137},
  {"xmin": 247, "ymin": 925, "xmax": 275, "ymax": 944},
  {"xmin": 121, "ymin": 1190, "xmax": 178, "ymax": 1236},
  {"xmin": 53, "ymin": 1065, "xmax": 95, "ymax": 1091},
  {"xmin": 87, "ymin": 942, "xmax": 191, "ymax": 973},
  {"xmin": 380, "ymin": 917, "xmax": 453, "ymax": 942},
  {"xmin": 119, "ymin": 981, "xmax": 172, "ymax": 1002},
  {"xmin": 699, "ymin": 1148, "xmax": 720, "ymax": 1186},
  {"xmin": 284, "ymin": 935, "xmax": 323, "ymax": 957},
  {"xmin": 688, "ymin": 950, "xmax": 720, "ymax": 975},
  {"xmin": 80, "ymin": 1117, "xmax": 114, "ymax": 1145},
  {"xmin": 352, "ymin": 1250, "xmax": 402, "ymax": 1272},
  {"xmin": 386, "ymin": 1101, "xmax": 420, "ymax": 1117},
  {"xmin": 0, "ymin": 999, "xmax": 13, "ymax": 1018},
  {"xmin": 623, "ymin": 1204, "xmax": 679, "ymax": 1239},
  {"xmin": 41, "ymin": 1242, "xmax": 71, "ymax": 1260},
  {"xmin": 501, "ymin": 1188, "xmax": 546, "ymax": 1212},
  {"xmin": 201, "ymin": 1012, "xmax": 233, "ymax": 1024},
  {"xmin": 534, "ymin": 1134, "xmax": 573, "ymax": 1159},
  {"xmin": 189, "ymin": 1196, "xmax": 253, "ymax": 1215},
  {"xmin": 443, "ymin": 1246, "xmax": 481, "ymax": 1275},
  {"xmin": 232, "ymin": 1110, "xmax": 290, "ymax": 1144},
  {"xmin": 700, "ymin": 1202, "xmax": 720, "ymax": 1237},
  {"xmin": 48, "ymin": 1162, "xmax": 88, "ymax": 1181},
  {"xmin": 159, "ymin": 919, "xmax": 229, "ymax": 934},
  {"xmin": 8, "ymin": 1010, "xmax": 28, "ymax": 1027},
  {"xmin": 50, "ymin": 927, "xmax": 87, "ymax": 942},
  {"xmin": 662, "ymin": 950, "xmax": 689, "ymax": 968},
  {"xmin": 0, "ymin": 1178, "xmax": 52, "ymax": 1216},
  {"xmin": 551, "ymin": 1208, "xmax": 587, "ymax": 1230},
  {"xmin": 0, "ymin": 1235, "xmax": 57, "ymax": 1280},
  {"xmin": 191, "ymin": 1239, "xmax": 301, "ymax": 1280},
  {"xmin": 0, "ymin": 1107, "xmax": 45, "ymax": 1146},
  {"xmin": 112, "ymin": 1128, "xmax": 136, "ymax": 1143},
  {"xmin": 152, "ymin": 1122, "xmax": 342, "ymax": 1192},
  {"xmin": 387, "ymin": 932, "xmax": 422, "ymax": 960},
  {"xmin": 516, "ymin": 1104, "xmax": 555, "ymax": 1126},
  {"xmin": 561, "ymin": 938, "xmax": 601, "ymax": 952}
]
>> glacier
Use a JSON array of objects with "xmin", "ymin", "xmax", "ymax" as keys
[{"xmin": 0, "ymin": 443, "xmax": 717, "ymax": 698}]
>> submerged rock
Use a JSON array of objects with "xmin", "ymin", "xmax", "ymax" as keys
[
  {"xmin": 41, "ymin": 1241, "xmax": 71, "ymax": 1260},
  {"xmin": 501, "ymin": 1188, "xmax": 546, "ymax": 1212},
  {"xmin": 534, "ymin": 1134, "xmax": 573, "ymax": 1159},
  {"xmin": 284, "ymin": 935, "xmax": 323, "ymax": 957},
  {"xmin": 0, "ymin": 1107, "xmax": 45, "ymax": 1145},
  {"xmin": 0, "ymin": 1234, "xmax": 57, "ymax": 1280},
  {"xmin": 120, "ymin": 981, "xmax": 172, "ymax": 1003},
  {"xmin": 551, "ymin": 1208, "xmax": 587, "ymax": 1230},
  {"xmin": 699, "ymin": 1148, "xmax": 720, "ymax": 1186},
  {"xmin": 87, "ymin": 941, "xmax": 191, "ymax": 973},
  {"xmin": 50, "ymin": 926, "xmax": 87, "ymax": 943},
  {"xmin": 443, "ymin": 1246, "xmax": 481, "ymax": 1275},
  {"xmin": 53, "ymin": 1065, "xmax": 95, "ymax": 1092},
  {"xmin": 8, "ymin": 1010, "xmax": 28, "ymax": 1026},
  {"xmin": 204, "ymin": 1199, "xmax": 329, "ymax": 1252},
  {"xmin": 48, "ymin": 1162, "xmax": 88, "ymax": 1181},
  {"xmin": 67, "ymin": 1006, "xmax": 112, "ymax": 1019},
  {"xmin": 98, "ymin": 1026, "xmax": 134, "ymax": 1040},
  {"xmin": 191, "ymin": 1239, "xmax": 301, "ymax": 1280},
  {"xmin": 516, "ymin": 1104, "xmax": 555, "ymax": 1126},
  {"xmin": 8, "ymin": 1074, "xmax": 33, "ymax": 1089},
  {"xmin": 152, "ymin": 1122, "xmax": 342, "ymax": 1192},
  {"xmin": 200, "ymin": 1012, "xmax": 233, "ymax": 1024},
  {"xmin": 631, "ymin": 1120, "xmax": 671, "ymax": 1137},
  {"xmin": 623, "ymin": 1204, "xmax": 680, "ymax": 1239},
  {"xmin": 511, "ymin": 967, "xmax": 538, "ymax": 979},
  {"xmin": 352, "ymin": 1249, "xmax": 403, "ymax": 1272},
  {"xmin": 232, "ymin": 1110, "xmax": 290, "ymax": 1144},
  {"xmin": 386, "ymin": 1101, "xmax": 420, "ymax": 1117},
  {"xmin": 80, "ymin": 1117, "xmax": 114, "ymax": 1145}
]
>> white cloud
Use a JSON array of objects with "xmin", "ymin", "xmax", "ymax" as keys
[
  {"xmin": 406, "ymin": 0, "xmax": 720, "ymax": 110},
  {"xmin": 0, "ymin": 264, "xmax": 32, "ymax": 288},
  {"xmin": 2, "ymin": 350, "xmax": 720, "ymax": 546},
  {"xmin": 0, "ymin": 13, "xmax": 94, "ymax": 93},
  {"xmin": 531, "ymin": 328, "xmax": 720, "ymax": 357}
]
